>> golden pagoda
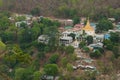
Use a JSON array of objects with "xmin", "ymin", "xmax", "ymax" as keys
[
  {"xmin": 82, "ymin": 19, "xmax": 94, "ymax": 31},
  {"xmin": 82, "ymin": 18, "xmax": 95, "ymax": 36}
]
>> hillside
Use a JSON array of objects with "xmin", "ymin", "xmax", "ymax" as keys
[{"xmin": 1, "ymin": 0, "xmax": 120, "ymax": 18}]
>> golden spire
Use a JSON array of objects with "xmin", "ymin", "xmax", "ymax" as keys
[{"xmin": 82, "ymin": 18, "xmax": 94, "ymax": 31}]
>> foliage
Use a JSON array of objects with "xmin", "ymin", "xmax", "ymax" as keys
[
  {"xmin": 68, "ymin": 33, "xmax": 76, "ymax": 40},
  {"xmin": 15, "ymin": 67, "xmax": 34, "ymax": 80},
  {"xmin": 33, "ymin": 71, "xmax": 42, "ymax": 80},
  {"xmin": 31, "ymin": 7, "xmax": 41, "ymax": 16},
  {"xmin": 79, "ymin": 41, "xmax": 86, "ymax": 49},
  {"xmin": 96, "ymin": 19, "xmax": 113, "ymax": 33},
  {"xmin": 90, "ymin": 50, "xmax": 102, "ymax": 58},
  {"xmin": 0, "ymin": 40, "xmax": 6, "ymax": 51},
  {"xmin": 0, "ymin": 16, "xmax": 10, "ymax": 31},
  {"xmin": 0, "ymin": 64, "xmax": 9, "ymax": 73},
  {"xmin": 0, "ymin": 31, "xmax": 15, "ymax": 43},
  {"xmin": 82, "ymin": 46, "xmax": 90, "ymax": 53},
  {"xmin": 3, "ymin": 45, "xmax": 32, "ymax": 68},
  {"xmin": 20, "ymin": 22, "xmax": 28, "ymax": 28},
  {"xmin": 86, "ymin": 35, "xmax": 93, "ymax": 45},
  {"xmin": 112, "ymin": 46, "xmax": 120, "ymax": 58},
  {"xmin": 65, "ymin": 46, "xmax": 74, "ymax": 54},
  {"xmin": 57, "ymin": 5, "xmax": 78, "ymax": 18},
  {"xmin": 37, "ymin": 52, "xmax": 45, "ymax": 60},
  {"xmin": 66, "ymin": 63, "xmax": 73, "ymax": 72},
  {"xmin": 61, "ymin": 57, "xmax": 68, "ymax": 67},
  {"xmin": 73, "ymin": 16, "xmax": 80, "ymax": 25},
  {"xmin": 110, "ymin": 32, "xmax": 120, "ymax": 43},
  {"xmin": 49, "ymin": 54, "xmax": 59, "ymax": 64},
  {"xmin": 15, "ymin": 16, "xmax": 26, "ymax": 21},
  {"xmin": 44, "ymin": 64, "xmax": 59, "ymax": 77},
  {"xmin": 106, "ymin": 44, "xmax": 113, "ymax": 50}
]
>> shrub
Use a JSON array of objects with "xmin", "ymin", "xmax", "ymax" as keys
[
  {"xmin": 83, "ymin": 46, "xmax": 90, "ymax": 53},
  {"xmin": 49, "ymin": 54, "xmax": 59, "ymax": 64},
  {"xmin": 65, "ymin": 46, "xmax": 74, "ymax": 54},
  {"xmin": 90, "ymin": 50, "xmax": 102, "ymax": 58}
]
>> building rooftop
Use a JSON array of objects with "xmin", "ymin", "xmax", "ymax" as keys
[{"xmin": 64, "ymin": 26, "xmax": 73, "ymax": 30}]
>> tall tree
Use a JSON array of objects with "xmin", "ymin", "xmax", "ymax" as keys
[
  {"xmin": 86, "ymin": 35, "xmax": 93, "ymax": 45},
  {"xmin": 44, "ymin": 64, "xmax": 59, "ymax": 80},
  {"xmin": 96, "ymin": 19, "xmax": 113, "ymax": 33}
]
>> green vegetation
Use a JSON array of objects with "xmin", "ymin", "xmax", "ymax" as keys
[
  {"xmin": 0, "ymin": 40, "xmax": 6, "ymax": 51},
  {"xmin": 1, "ymin": 0, "xmax": 120, "ymax": 21},
  {"xmin": 90, "ymin": 50, "xmax": 102, "ymax": 58},
  {"xmin": 79, "ymin": 41, "xmax": 86, "ymax": 49},
  {"xmin": 0, "ymin": 1, "xmax": 120, "ymax": 79},
  {"xmin": 96, "ymin": 19, "xmax": 113, "ymax": 33},
  {"xmin": 31, "ymin": 7, "xmax": 41, "ymax": 16},
  {"xmin": 44, "ymin": 64, "xmax": 59, "ymax": 80},
  {"xmin": 86, "ymin": 35, "xmax": 93, "ymax": 45}
]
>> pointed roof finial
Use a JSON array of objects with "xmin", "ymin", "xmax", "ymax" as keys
[{"xmin": 82, "ymin": 17, "xmax": 94, "ymax": 31}]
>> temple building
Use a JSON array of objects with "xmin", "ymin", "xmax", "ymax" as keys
[{"xmin": 82, "ymin": 19, "xmax": 95, "ymax": 36}]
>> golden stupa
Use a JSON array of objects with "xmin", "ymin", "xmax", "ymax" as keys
[{"xmin": 82, "ymin": 19, "xmax": 94, "ymax": 31}]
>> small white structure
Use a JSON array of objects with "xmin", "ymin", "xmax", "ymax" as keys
[
  {"xmin": 15, "ymin": 21, "xmax": 27, "ymax": 27},
  {"xmin": 94, "ymin": 34, "xmax": 104, "ymax": 42},
  {"xmin": 88, "ymin": 42, "xmax": 103, "ymax": 48},
  {"xmin": 108, "ymin": 29, "xmax": 120, "ymax": 33},
  {"xmin": 71, "ymin": 40, "xmax": 79, "ymax": 48},
  {"xmin": 60, "ymin": 36, "xmax": 73, "ymax": 46},
  {"xmin": 38, "ymin": 35, "xmax": 49, "ymax": 44},
  {"xmin": 60, "ymin": 31, "xmax": 73, "ymax": 45}
]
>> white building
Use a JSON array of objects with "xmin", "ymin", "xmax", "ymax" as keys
[
  {"xmin": 38, "ymin": 35, "xmax": 49, "ymax": 44},
  {"xmin": 60, "ymin": 31, "xmax": 73, "ymax": 46}
]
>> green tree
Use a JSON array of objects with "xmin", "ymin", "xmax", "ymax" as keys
[
  {"xmin": 20, "ymin": 22, "xmax": 27, "ymax": 28},
  {"xmin": 65, "ymin": 46, "xmax": 74, "ymax": 54},
  {"xmin": 96, "ymin": 19, "xmax": 113, "ymax": 33},
  {"xmin": 15, "ymin": 68, "xmax": 25, "ymax": 80},
  {"xmin": 83, "ymin": 46, "xmax": 90, "ymax": 53},
  {"xmin": 0, "ymin": 40, "xmax": 6, "ymax": 53},
  {"xmin": 61, "ymin": 57, "xmax": 68, "ymax": 67},
  {"xmin": 49, "ymin": 54, "xmax": 59, "ymax": 64},
  {"xmin": 110, "ymin": 32, "xmax": 120, "ymax": 43},
  {"xmin": 0, "ymin": 16, "xmax": 10, "ymax": 31},
  {"xmin": 0, "ymin": 0, "xmax": 2, "ymax": 6},
  {"xmin": 66, "ymin": 63, "xmax": 73, "ymax": 72},
  {"xmin": 31, "ymin": 7, "xmax": 41, "ymax": 16},
  {"xmin": 112, "ymin": 46, "xmax": 120, "ymax": 58},
  {"xmin": 90, "ymin": 50, "xmax": 102, "ymax": 58},
  {"xmin": 19, "ymin": 29, "xmax": 32, "ymax": 43},
  {"xmin": 15, "ymin": 16, "xmax": 26, "ymax": 21},
  {"xmin": 33, "ymin": 71, "xmax": 42, "ymax": 80},
  {"xmin": 15, "ymin": 68, "xmax": 34, "ymax": 80},
  {"xmin": 73, "ymin": 16, "xmax": 80, "ymax": 25},
  {"xmin": 57, "ymin": 5, "xmax": 78, "ymax": 18},
  {"xmin": 0, "ymin": 31, "xmax": 15, "ymax": 43},
  {"xmin": 37, "ymin": 52, "xmax": 45, "ymax": 60},
  {"xmin": 79, "ymin": 41, "xmax": 86, "ymax": 48},
  {"xmin": 68, "ymin": 33, "xmax": 76, "ymax": 40},
  {"xmin": 0, "ymin": 64, "xmax": 9, "ymax": 74},
  {"xmin": 86, "ymin": 35, "xmax": 93, "ymax": 45},
  {"xmin": 44, "ymin": 64, "xmax": 59, "ymax": 80}
]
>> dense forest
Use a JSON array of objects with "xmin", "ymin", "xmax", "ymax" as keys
[{"xmin": 1, "ymin": 0, "xmax": 120, "ymax": 20}]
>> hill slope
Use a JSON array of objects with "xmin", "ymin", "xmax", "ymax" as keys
[{"xmin": 1, "ymin": 0, "xmax": 120, "ymax": 18}]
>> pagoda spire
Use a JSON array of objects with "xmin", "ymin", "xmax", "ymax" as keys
[{"xmin": 86, "ymin": 17, "xmax": 90, "ymax": 26}]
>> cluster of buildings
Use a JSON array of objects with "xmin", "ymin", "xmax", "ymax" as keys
[
  {"xmin": 9, "ymin": 13, "xmax": 120, "ymax": 49},
  {"xmin": 59, "ymin": 19, "xmax": 96, "ymax": 48},
  {"xmin": 9, "ymin": 13, "xmax": 40, "ymax": 28}
]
